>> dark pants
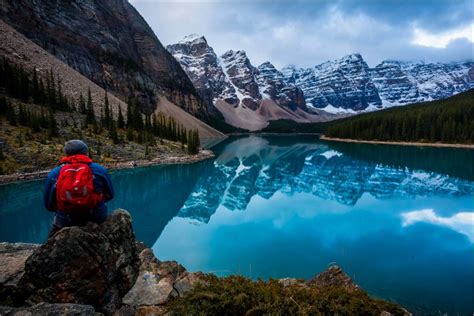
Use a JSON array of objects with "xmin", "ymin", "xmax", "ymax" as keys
[{"xmin": 48, "ymin": 208, "xmax": 108, "ymax": 238}]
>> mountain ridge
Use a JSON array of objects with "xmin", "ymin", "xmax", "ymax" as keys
[
  {"xmin": 283, "ymin": 54, "xmax": 473, "ymax": 113},
  {"xmin": 168, "ymin": 34, "xmax": 473, "ymax": 130},
  {"xmin": 167, "ymin": 35, "xmax": 338, "ymax": 131}
]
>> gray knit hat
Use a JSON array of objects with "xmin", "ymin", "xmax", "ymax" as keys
[{"xmin": 64, "ymin": 139, "xmax": 89, "ymax": 156}]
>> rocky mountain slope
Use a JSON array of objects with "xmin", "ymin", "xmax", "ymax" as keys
[
  {"xmin": 168, "ymin": 35, "xmax": 335, "ymax": 131},
  {"xmin": 0, "ymin": 20, "xmax": 127, "ymax": 120},
  {"xmin": 283, "ymin": 55, "xmax": 473, "ymax": 114},
  {"xmin": 0, "ymin": 17, "xmax": 223, "ymax": 140},
  {"xmin": 0, "ymin": 0, "xmax": 214, "ymax": 121}
]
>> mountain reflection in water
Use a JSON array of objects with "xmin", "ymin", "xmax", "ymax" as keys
[
  {"xmin": 179, "ymin": 135, "xmax": 474, "ymax": 223},
  {"xmin": 1, "ymin": 135, "xmax": 473, "ymax": 314}
]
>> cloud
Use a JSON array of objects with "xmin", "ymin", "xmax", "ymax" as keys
[
  {"xmin": 401, "ymin": 209, "xmax": 474, "ymax": 242},
  {"xmin": 130, "ymin": 0, "xmax": 473, "ymax": 68},
  {"xmin": 412, "ymin": 23, "xmax": 473, "ymax": 48}
]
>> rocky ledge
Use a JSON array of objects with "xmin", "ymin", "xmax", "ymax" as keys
[{"xmin": 0, "ymin": 210, "xmax": 409, "ymax": 315}]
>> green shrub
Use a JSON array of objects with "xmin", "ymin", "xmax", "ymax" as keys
[{"xmin": 169, "ymin": 274, "xmax": 406, "ymax": 315}]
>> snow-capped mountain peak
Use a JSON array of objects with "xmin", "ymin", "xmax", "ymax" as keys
[
  {"xmin": 282, "ymin": 54, "xmax": 473, "ymax": 113},
  {"xmin": 168, "ymin": 35, "xmax": 473, "ymax": 128},
  {"xmin": 178, "ymin": 33, "xmax": 207, "ymax": 44}
]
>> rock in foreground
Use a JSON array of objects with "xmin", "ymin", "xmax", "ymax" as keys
[
  {"xmin": 15, "ymin": 210, "xmax": 140, "ymax": 314},
  {"xmin": 0, "ymin": 209, "xmax": 409, "ymax": 315},
  {"xmin": 0, "ymin": 243, "xmax": 39, "ymax": 306},
  {"xmin": 307, "ymin": 264, "xmax": 360, "ymax": 291},
  {"xmin": 0, "ymin": 303, "xmax": 95, "ymax": 316}
]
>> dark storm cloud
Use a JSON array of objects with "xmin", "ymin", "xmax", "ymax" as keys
[{"xmin": 130, "ymin": 0, "xmax": 473, "ymax": 68}]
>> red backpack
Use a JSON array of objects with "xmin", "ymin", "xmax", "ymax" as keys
[{"xmin": 56, "ymin": 154, "xmax": 102, "ymax": 214}]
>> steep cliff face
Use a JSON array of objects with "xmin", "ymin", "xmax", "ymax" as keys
[
  {"xmin": 398, "ymin": 61, "xmax": 473, "ymax": 101},
  {"xmin": 370, "ymin": 60, "xmax": 420, "ymax": 104},
  {"xmin": 257, "ymin": 61, "xmax": 307, "ymax": 111},
  {"xmin": 283, "ymin": 54, "xmax": 382, "ymax": 113},
  {"xmin": 220, "ymin": 49, "xmax": 262, "ymax": 110},
  {"xmin": 168, "ymin": 35, "xmax": 331, "ymax": 131},
  {"xmin": 167, "ymin": 35, "xmax": 238, "ymax": 108},
  {"xmin": 0, "ymin": 0, "xmax": 208, "ymax": 119}
]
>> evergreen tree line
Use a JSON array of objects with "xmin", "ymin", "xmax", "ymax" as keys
[
  {"xmin": 124, "ymin": 97, "xmax": 200, "ymax": 153},
  {"xmin": 0, "ymin": 57, "xmax": 73, "ymax": 112},
  {"xmin": 0, "ymin": 96, "xmax": 58, "ymax": 139},
  {"xmin": 0, "ymin": 57, "xmax": 201, "ymax": 152},
  {"xmin": 325, "ymin": 89, "xmax": 474, "ymax": 143}
]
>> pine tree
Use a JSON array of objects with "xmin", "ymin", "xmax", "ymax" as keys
[
  {"xmin": 109, "ymin": 120, "xmax": 119, "ymax": 144},
  {"xmin": 5, "ymin": 99, "xmax": 16, "ymax": 126},
  {"xmin": 40, "ymin": 106, "xmax": 48, "ymax": 128},
  {"xmin": 132, "ymin": 104, "xmax": 143, "ymax": 131},
  {"xmin": 18, "ymin": 104, "xmax": 28, "ymax": 126},
  {"xmin": 126, "ymin": 127, "xmax": 134, "ymax": 141},
  {"xmin": 85, "ymin": 88, "xmax": 96, "ymax": 125},
  {"xmin": 0, "ymin": 96, "xmax": 7, "ymax": 116},
  {"xmin": 126, "ymin": 99, "xmax": 132, "ymax": 128},
  {"xmin": 48, "ymin": 69, "xmax": 56, "ymax": 109},
  {"xmin": 47, "ymin": 109, "xmax": 58, "ymax": 139},
  {"xmin": 38, "ymin": 79, "xmax": 45, "ymax": 105},
  {"xmin": 32, "ymin": 68, "xmax": 40, "ymax": 103},
  {"xmin": 79, "ymin": 93, "xmax": 86, "ymax": 114},
  {"xmin": 187, "ymin": 129, "xmax": 200, "ymax": 155},
  {"xmin": 181, "ymin": 125, "xmax": 188, "ymax": 144},
  {"xmin": 104, "ymin": 91, "xmax": 111, "ymax": 129},
  {"xmin": 31, "ymin": 111, "xmax": 41, "ymax": 132},
  {"xmin": 117, "ymin": 106, "xmax": 125, "ymax": 128},
  {"xmin": 195, "ymin": 129, "xmax": 200, "ymax": 149}
]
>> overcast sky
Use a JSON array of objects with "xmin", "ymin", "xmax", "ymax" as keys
[{"xmin": 129, "ymin": 0, "xmax": 473, "ymax": 68}]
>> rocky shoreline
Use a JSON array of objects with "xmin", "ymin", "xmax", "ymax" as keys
[
  {"xmin": 320, "ymin": 135, "xmax": 474, "ymax": 149},
  {"xmin": 0, "ymin": 149, "xmax": 214, "ymax": 185},
  {"xmin": 0, "ymin": 210, "xmax": 410, "ymax": 315}
]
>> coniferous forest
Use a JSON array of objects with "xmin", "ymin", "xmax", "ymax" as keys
[
  {"xmin": 0, "ymin": 57, "xmax": 201, "ymax": 159},
  {"xmin": 325, "ymin": 89, "xmax": 474, "ymax": 143}
]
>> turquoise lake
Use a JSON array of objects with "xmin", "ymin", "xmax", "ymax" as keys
[{"xmin": 1, "ymin": 135, "xmax": 473, "ymax": 314}]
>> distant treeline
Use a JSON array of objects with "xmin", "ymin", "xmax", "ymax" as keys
[
  {"xmin": 260, "ymin": 120, "xmax": 329, "ymax": 134},
  {"xmin": 325, "ymin": 89, "xmax": 474, "ymax": 144},
  {"xmin": 0, "ymin": 58, "xmax": 200, "ymax": 154}
]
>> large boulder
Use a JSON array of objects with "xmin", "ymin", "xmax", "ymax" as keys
[
  {"xmin": 16, "ymin": 209, "xmax": 140, "ymax": 314},
  {"xmin": 307, "ymin": 265, "xmax": 360, "ymax": 292},
  {"xmin": 121, "ymin": 248, "xmax": 203, "ymax": 311},
  {"xmin": 0, "ymin": 303, "xmax": 95, "ymax": 315},
  {"xmin": 0, "ymin": 243, "xmax": 39, "ymax": 306}
]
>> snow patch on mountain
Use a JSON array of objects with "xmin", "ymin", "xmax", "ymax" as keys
[{"xmin": 283, "ymin": 56, "xmax": 473, "ymax": 113}]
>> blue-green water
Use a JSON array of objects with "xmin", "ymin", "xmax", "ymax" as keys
[{"xmin": 1, "ymin": 135, "xmax": 473, "ymax": 314}]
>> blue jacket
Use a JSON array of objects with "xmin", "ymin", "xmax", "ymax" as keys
[{"xmin": 44, "ymin": 162, "xmax": 114, "ymax": 216}]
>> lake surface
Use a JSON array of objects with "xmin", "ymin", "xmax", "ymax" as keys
[{"xmin": 1, "ymin": 135, "xmax": 473, "ymax": 314}]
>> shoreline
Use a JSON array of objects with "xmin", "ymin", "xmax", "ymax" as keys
[
  {"xmin": 0, "ymin": 149, "xmax": 215, "ymax": 185},
  {"xmin": 228, "ymin": 132, "xmax": 323, "ymax": 136},
  {"xmin": 320, "ymin": 135, "xmax": 474, "ymax": 149}
]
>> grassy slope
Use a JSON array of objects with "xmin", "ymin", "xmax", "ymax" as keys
[
  {"xmin": 168, "ymin": 274, "xmax": 407, "ymax": 315},
  {"xmin": 0, "ymin": 97, "xmax": 191, "ymax": 175}
]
